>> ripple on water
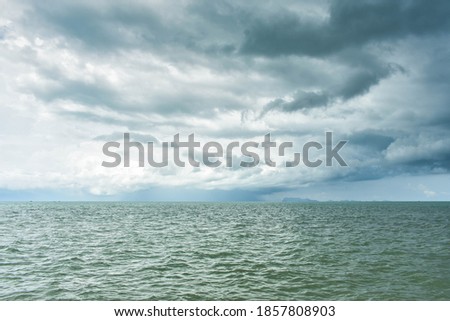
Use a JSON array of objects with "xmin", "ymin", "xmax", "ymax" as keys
[{"xmin": 0, "ymin": 202, "xmax": 449, "ymax": 300}]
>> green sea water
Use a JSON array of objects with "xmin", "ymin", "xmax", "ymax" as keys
[{"xmin": 0, "ymin": 202, "xmax": 449, "ymax": 300}]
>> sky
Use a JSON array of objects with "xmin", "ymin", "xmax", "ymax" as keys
[{"xmin": 0, "ymin": 0, "xmax": 450, "ymax": 201}]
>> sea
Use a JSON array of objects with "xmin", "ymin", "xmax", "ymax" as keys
[{"xmin": 0, "ymin": 202, "xmax": 449, "ymax": 300}]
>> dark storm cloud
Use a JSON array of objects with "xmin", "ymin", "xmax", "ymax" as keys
[
  {"xmin": 338, "ymin": 67, "xmax": 391, "ymax": 100},
  {"xmin": 263, "ymin": 90, "xmax": 330, "ymax": 112},
  {"xmin": 262, "ymin": 58, "xmax": 397, "ymax": 112},
  {"xmin": 28, "ymin": 0, "xmax": 242, "ymax": 55},
  {"xmin": 241, "ymin": 0, "xmax": 448, "ymax": 112},
  {"xmin": 22, "ymin": 0, "xmax": 408, "ymax": 114},
  {"xmin": 415, "ymin": 46, "xmax": 450, "ymax": 128},
  {"xmin": 404, "ymin": 158, "xmax": 450, "ymax": 171},
  {"xmin": 348, "ymin": 131, "xmax": 395, "ymax": 151},
  {"xmin": 28, "ymin": 0, "xmax": 450, "ymax": 64},
  {"xmin": 240, "ymin": 0, "xmax": 450, "ymax": 57}
]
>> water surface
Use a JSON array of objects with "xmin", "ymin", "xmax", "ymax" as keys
[{"xmin": 0, "ymin": 202, "xmax": 449, "ymax": 300}]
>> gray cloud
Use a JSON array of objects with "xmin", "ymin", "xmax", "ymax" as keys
[
  {"xmin": 348, "ymin": 131, "xmax": 395, "ymax": 151},
  {"xmin": 240, "ymin": 0, "xmax": 450, "ymax": 57},
  {"xmin": 1, "ymin": 0, "xmax": 450, "ymax": 199},
  {"xmin": 35, "ymin": 79, "xmax": 120, "ymax": 109},
  {"xmin": 241, "ymin": 0, "xmax": 446, "ymax": 112},
  {"xmin": 30, "ymin": 2, "xmax": 169, "ymax": 51},
  {"xmin": 263, "ymin": 90, "xmax": 330, "ymax": 113},
  {"xmin": 262, "ymin": 57, "xmax": 398, "ymax": 112},
  {"xmin": 28, "ymin": 0, "xmax": 242, "ymax": 57}
]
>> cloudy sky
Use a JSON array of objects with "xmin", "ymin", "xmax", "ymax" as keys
[{"xmin": 1, "ymin": 0, "xmax": 449, "ymax": 201}]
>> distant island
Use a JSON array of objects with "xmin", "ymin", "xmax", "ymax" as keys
[{"xmin": 282, "ymin": 197, "xmax": 319, "ymax": 203}]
